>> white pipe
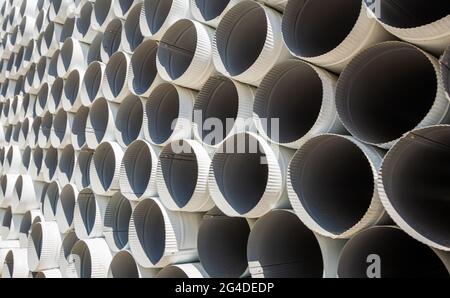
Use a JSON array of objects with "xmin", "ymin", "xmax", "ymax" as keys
[
  {"xmin": 121, "ymin": 3, "xmax": 143, "ymax": 54},
  {"xmin": 101, "ymin": 51, "xmax": 131, "ymax": 103},
  {"xmin": 143, "ymin": 83, "xmax": 195, "ymax": 146},
  {"xmin": 41, "ymin": 22, "xmax": 63, "ymax": 57},
  {"xmin": 35, "ymin": 82, "xmax": 49, "ymax": 117},
  {"xmin": 0, "ymin": 98, "xmax": 10, "ymax": 122},
  {"xmin": 87, "ymin": 32, "xmax": 103, "ymax": 65},
  {"xmin": 0, "ymin": 240, "xmax": 20, "ymax": 276},
  {"xmin": 157, "ymin": 19, "xmax": 214, "ymax": 90},
  {"xmin": 19, "ymin": 0, "xmax": 42, "ymax": 19},
  {"xmin": 378, "ymin": 125, "xmax": 450, "ymax": 251},
  {"xmin": 127, "ymin": 39, "xmax": 162, "ymax": 97},
  {"xmin": 11, "ymin": 174, "xmax": 40, "ymax": 213},
  {"xmin": 28, "ymin": 117, "xmax": 41, "ymax": 149},
  {"xmin": 60, "ymin": 69, "xmax": 83, "ymax": 112},
  {"xmin": 73, "ymin": 1, "xmax": 96, "ymax": 44},
  {"xmin": 89, "ymin": 141, "xmax": 123, "ymax": 196},
  {"xmin": 85, "ymin": 97, "xmax": 119, "ymax": 149},
  {"xmin": 11, "ymin": 122, "xmax": 21, "ymax": 146},
  {"xmin": 18, "ymin": 93, "xmax": 35, "ymax": 121},
  {"xmin": 156, "ymin": 263, "xmax": 208, "ymax": 278},
  {"xmin": 129, "ymin": 197, "xmax": 202, "ymax": 268},
  {"xmin": 2, "ymin": 248, "xmax": 28, "ymax": 278},
  {"xmin": 80, "ymin": 61, "xmax": 105, "ymax": 107},
  {"xmin": 338, "ymin": 226, "xmax": 450, "ymax": 278},
  {"xmin": 108, "ymin": 250, "xmax": 159, "ymax": 278},
  {"xmin": 193, "ymin": 75, "xmax": 255, "ymax": 148},
  {"xmin": 29, "ymin": 147, "xmax": 44, "ymax": 180},
  {"xmin": 55, "ymin": 183, "xmax": 78, "ymax": 234},
  {"xmin": 18, "ymin": 209, "xmax": 43, "ymax": 248},
  {"xmin": 119, "ymin": 139, "xmax": 159, "ymax": 201},
  {"xmin": 71, "ymin": 106, "xmax": 90, "ymax": 150},
  {"xmin": 73, "ymin": 150, "xmax": 93, "ymax": 191},
  {"xmin": 9, "ymin": 95, "xmax": 22, "ymax": 124},
  {"xmin": 34, "ymin": 56, "xmax": 48, "ymax": 89},
  {"xmin": 27, "ymin": 221, "xmax": 62, "ymax": 271},
  {"xmin": 247, "ymin": 209, "xmax": 346, "ymax": 278},
  {"xmin": 91, "ymin": 0, "xmax": 116, "ymax": 32},
  {"xmin": 103, "ymin": 191, "xmax": 133, "ymax": 252},
  {"xmin": 70, "ymin": 238, "xmax": 112, "ymax": 278},
  {"xmin": 38, "ymin": 111, "xmax": 52, "ymax": 148},
  {"xmin": 209, "ymin": 132, "xmax": 294, "ymax": 218},
  {"xmin": 42, "ymin": 181, "xmax": 60, "ymax": 221},
  {"xmin": 364, "ymin": 1, "xmax": 450, "ymax": 55},
  {"xmin": 190, "ymin": 0, "xmax": 244, "ymax": 28},
  {"xmin": 35, "ymin": 9, "xmax": 49, "ymax": 34},
  {"xmin": 41, "ymin": 146, "xmax": 58, "ymax": 182},
  {"xmin": 197, "ymin": 208, "xmax": 253, "ymax": 277},
  {"xmin": 139, "ymin": 0, "xmax": 190, "ymax": 41},
  {"xmin": 4, "ymin": 125, "xmax": 12, "ymax": 145},
  {"xmin": 441, "ymin": 46, "xmax": 450, "ymax": 101},
  {"xmin": 335, "ymin": 41, "xmax": 450, "ymax": 149},
  {"xmin": 46, "ymin": 49, "xmax": 60, "ymax": 85},
  {"xmin": 4, "ymin": 144, "xmax": 21, "ymax": 174},
  {"xmin": 114, "ymin": 94, "xmax": 144, "ymax": 147},
  {"xmin": 58, "ymin": 230, "xmax": 78, "ymax": 278},
  {"xmin": 213, "ymin": 0, "xmax": 290, "ymax": 86},
  {"xmin": 60, "ymin": 17, "xmax": 76, "ymax": 45},
  {"xmin": 48, "ymin": 0, "xmax": 76, "ymax": 24},
  {"xmin": 34, "ymin": 269, "xmax": 62, "ymax": 278},
  {"xmin": 0, "ymin": 207, "xmax": 23, "ymax": 240},
  {"xmin": 156, "ymin": 139, "xmax": 214, "ymax": 212},
  {"xmin": 58, "ymin": 37, "xmax": 89, "ymax": 79},
  {"xmin": 100, "ymin": 18, "xmax": 123, "ymax": 63},
  {"xmin": 287, "ymin": 134, "xmax": 387, "ymax": 239},
  {"xmin": 17, "ymin": 16, "xmax": 37, "ymax": 47},
  {"xmin": 48, "ymin": 77, "xmax": 64, "ymax": 114},
  {"xmin": 24, "ymin": 64, "xmax": 37, "ymax": 94},
  {"xmin": 51, "ymin": 109, "xmax": 73, "ymax": 148}
]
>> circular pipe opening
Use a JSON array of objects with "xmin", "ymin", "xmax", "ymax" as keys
[
  {"xmin": 60, "ymin": 17, "xmax": 75, "ymax": 44},
  {"xmin": 50, "ymin": 77, "xmax": 64, "ymax": 112},
  {"xmin": 87, "ymin": 32, "xmax": 103, "ymax": 64},
  {"xmin": 64, "ymin": 70, "xmax": 81, "ymax": 106},
  {"xmin": 53, "ymin": 109, "xmax": 68, "ymax": 144},
  {"xmin": 157, "ymin": 19, "xmax": 197, "ymax": 80},
  {"xmin": 89, "ymin": 98, "xmax": 112, "ymax": 144},
  {"xmin": 22, "ymin": 146, "xmax": 31, "ymax": 170},
  {"xmin": 76, "ymin": 188, "xmax": 97, "ymax": 236},
  {"xmin": 40, "ymin": 111, "xmax": 53, "ymax": 143},
  {"xmin": 108, "ymin": 251, "xmax": 140, "ymax": 278},
  {"xmin": 338, "ymin": 226, "xmax": 449, "ymax": 278},
  {"xmin": 102, "ymin": 18, "xmax": 123, "ymax": 60},
  {"xmin": 71, "ymin": 240, "xmax": 92, "ymax": 278},
  {"xmin": 92, "ymin": 142, "xmax": 117, "ymax": 192},
  {"xmin": 336, "ymin": 42, "xmax": 439, "ymax": 146},
  {"xmin": 215, "ymin": 1, "xmax": 267, "ymax": 76},
  {"xmin": 104, "ymin": 52, "xmax": 128, "ymax": 99},
  {"xmin": 94, "ymin": 0, "xmax": 113, "ymax": 29},
  {"xmin": 59, "ymin": 145, "xmax": 75, "ymax": 182},
  {"xmin": 123, "ymin": 3, "xmax": 143, "ymax": 52},
  {"xmin": 72, "ymin": 106, "xmax": 89, "ymax": 148},
  {"xmin": 44, "ymin": 146, "xmax": 58, "ymax": 180},
  {"xmin": 44, "ymin": 181, "xmax": 60, "ymax": 219},
  {"xmin": 30, "ymin": 117, "xmax": 42, "ymax": 146},
  {"xmin": 105, "ymin": 192, "xmax": 132, "ymax": 250},
  {"xmin": 142, "ymin": 0, "xmax": 173, "ymax": 35},
  {"xmin": 115, "ymin": 94, "xmax": 143, "ymax": 146},
  {"xmin": 248, "ymin": 210, "xmax": 323, "ymax": 278},
  {"xmin": 48, "ymin": 50, "xmax": 60, "ymax": 80},
  {"xmin": 82, "ymin": 62, "xmax": 104, "ymax": 105},
  {"xmin": 129, "ymin": 40, "xmax": 158, "ymax": 95},
  {"xmin": 76, "ymin": 2, "xmax": 93, "ymax": 37},
  {"xmin": 76, "ymin": 150, "xmax": 93, "ymax": 189},
  {"xmin": 32, "ymin": 147, "xmax": 44, "ymax": 174},
  {"xmin": 194, "ymin": 0, "xmax": 231, "ymax": 21}
]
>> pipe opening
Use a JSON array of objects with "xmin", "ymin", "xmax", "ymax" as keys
[
  {"xmin": 109, "ymin": 251, "xmax": 139, "ymax": 278},
  {"xmin": 36, "ymin": 10, "xmax": 46, "ymax": 33},
  {"xmin": 14, "ymin": 76, "xmax": 24, "ymax": 96},
  {"xmin": 338, "ymin": 226, "xmax": 449, "ymax": 278},
  {"xmin": 156, "ymin": 266, "xmax": 189, "ymax": 278},
  {"xmin": 102, "ymin": 19, "xmax": 122, "ymax": 59},
  {"xmin": 89, "ymin": 98, "xmax": 110, "ymax": 143},
  {"xmin": 215, "ymin": 1, "xmax": 267, "ymax": 76},
  {"xmin": 72, "ymin": 106, "xmax": 89, "ymax": 148},
  {"xmin": 3, "ymin": 250, "xmax": 14, "ymax": 277},
  {"xmin": 115, "ymin": 94, "xmax": 143, "ymax": 146},
  {"xmin": 194, "ymin": 76, "xmax": 239, "ymax": 146},
  {"xmin": 61, "ymin": 231, "xmax": 78, "ymax": 261},
  {"xmin": 64, "ymin": 70, "xmax": 81, "ymax": 105},
  {"xmin": 36, "ymin": 56, "xmax": 47, "ymax": 82},
  {"xmin": 77, "ymin": 150, "xmax": 93, "ymax": 189},
  {"xmin": 105, "ymin": 53, "xmax": 127, "ymax": 98},
  {"xmin": 83, "ymin": 62, "xmax": 103, "ymax": 104},
  {"xmin": 194, "ymin": 0, "xmax": 230, "ymax": 21},
  {"xmin": 24, "ymin": 39, "xmax": 35, "ymax": 62},
  {"xmin": 122, "ymin": 140, "xmax": 154, "ymax": 197},
  {"xmin": 87, "ymin": 32, "xmax": 103, "ymax": 64},
  {"xmin": 94, "ymin": 0, "xmax": 113, "ymax": 28},
  {"xmin": 19, "ymin": 210, "xmax": 33, "ymax": 235},
  {"xmin": 105, "ymin": 192, "xmax": 131, "ymax": 250},
  {"xmin": 12, "ymin": 123, "xmax": 20, "ymax": 142},
  {"xmin": 5, "ymin": 125, "xmax": 12, "ymax": 143},
  {"xmin": 248, "ymin": 210, "xmax": 323, "ymax": 277},
  {"xmin": 145, "ymin": 83, "xmax": 179, "ymax": 144},
  {"xmin": 50, "ymin": 77, "xmax": 64, "ymax": 111},
  {"xmin": 59, "ymin": 145, "xmax": 75, "ymax": 182},
  {"xmin": 212, "ymin": 134, "xmax": 268, "ymax": 215},
  {"xmin": 77, "ymin": 188, "xmax": 96, "ymax": 236},
  {"xmin": 198, "ymin": 212, "xmax": 250, "ymax": 277},
  {"xmin": 6, "ymin": 55, "xmax": 15, "ymax": 72},
  {"xmin": 30, "ymin": 222, "xmax": 43, "ymax": 259},
  {"xmin": 41, "ymin": 111, "xmax": 53, "ymax": 141},
  {"xmin": 130, "ymin": 40, "xmax": 158, "ymax": 95},
  {"xmin": 133, "ymin": 198, "xmax": 165, "ymax": 264},
  {"xmin": 59, "ymin": 184, "xmax": 76, "ymax": 229},
  {"xmin": 143, "ymin": 0, "xmax": 173, "ymax": 35},
  {"xmin": 365, "ymin": 0, "xmax": 450, "ymax": 28},
  {"xmin": 14, "ymin": 175, "xmax": 23, "ymax": 201},
  {"xmin": 93, "ymin": 143, "xmax": 116, "ymax": 191},
  {"xmin": 71, "ymin": 240, "xmax": 92, "ymax": 278},
  {"xmin": 123, "ymin": 4, "xmax": 143, "ymax": 52},
  {"xmin": 22, "ymin": 146, "xmax": 31, "ymax": 170},
  {"xmin": 25, "ymin": 64, "xmax": 35, "ymax": 87},
  {"xmin": 48, "ymin": 50, "xmax": 60, "ymax": 79},
  {"xmin": 60, "ymin": 17, "xmax": 75, "ymax": 44},
  {"xmin": 336, "ymin": 43, "xmax": 438, "ymax": 145},
  {"xmin": 53, "ymin": 109, "xmax": 68, "ymax": 143},
  {"xmin": 76, "ymin": 2, "xmax": 93, "ymax": 37},
  {"xmin": 43, "ymin": 22, "xmax": 56, "ymax": 50},
  {"xmin": 30, "ymin": 117, "xmax": 41, "ymax": 145},
  {"xmin": 117, "ymin": 0, "xmax": 134, "ymax": 16},
  {"xmin": 160, "ymin": 140, "xmax": 198, "ymax": 209},
  {"xmin": 14, "ymin": 46, "xmax": 24, "ymax": 69},
  {"xmin": 44, "ymin": 147, "xmax": 58, "ymax": 180},
  {"xmin": 289, "ymin": 135, "xmax": 374, "ymax": 235},
  {"xmin": 32, "ymin": 147, "xmax": 43, "ymax": 173},
  {"xmin": 282, "ymin": 0, "xmax": 360, "ymax": 58},
  {"xmin": 158, "ymin": 19, "xmax": 197, "ymax": 80},
  {"xmin": 60, "ymin": 39, "xmax": 74, "ymax": 72},
  {"xmin": 44, "ymin": 181, "xmax": 60, "ymax": 217}
]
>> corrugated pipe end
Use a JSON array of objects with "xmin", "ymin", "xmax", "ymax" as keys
[
  {"xmin": 87, "ymin": 32, "xmax": 103, "ymax": 65},
  {"xmin": 113, "ymin": 0, "xmax": 138, "ymax": 19},
  {"xmin": 41, "ymin": 146, "xmax": 58, "ymax": 182},
  {"xmin": 58, "ymin": 37, "xmax": 88, "ymax": 79},
  {"xmin": 86, "ymin": 97, "xmax": 119, "ymax": 149},
  {"xmin": 209, "ymin": 132, "xmax": 292, "ymax": 218},
  {"xmin": 121, "ymin": 3, "xmax": 143, "ymax": 54},
  {"xmin": 0, "ymin": 173, "xmax": 19, "ymax": 208},
  {"xmin": 100, "ymin": 18, "xmax": 123, "ymax": 63},
  {"xmin": 35, "ymin": 82, "xmax": 49, "ymax": 118},
  {"xmin": 101, "ymin": 51, "xmax": 130, "ymax": 103},
  {"xmin": 81, "ymin": 61, "xmax": 105, "ymax": 107},
  {"xmin": 61, "ymin": 69, "xmax": 83, "ymax": 112},
  {"xmin": 287, "ymin": 134, "xmax": 386, "ymax": 239},
  {"xmin": 104, "ymin": 192, "xmax": 132, "ymax": 252},
  {"xmin": 114, "ymin": 94, "xmax": 143, "ymax": 147},
  {"xmin": 27, "ymin": 221, "xmax": 62, "ymax": 271},
  {"xmin": 156, "ymin": 263, "xmax": 208, "ymax": 278},
  {"xmin": 441, "ymin": 46, "xmax": 450, "ymax": 101},
  {"xmin": 12, "ymin": 174, "xmax": 40, "ymax": 213},
  {"xmin": 92, "ymin": 0, "xmax": 116, "ymax": 32},
  {"xmin": 43, "ymin": 181, "xmax": 60, "ymax": 221},
  {"xmin": 108, "ymin": 250, "xmax": 160, "ymax": 278},
  {"xmin": 58, "ymin": 230, "xmax": 79, "ymax": 278},
  {"xmin": 71, "ymin": 106, "xmax": 89, "ymax": 150},
  {"xmin": 74, "ymin": 2, "xmax": 96, "ymax": 44},
  {"xmin": 57, "ymin": 144, "xmax": 76, "ymax": 185},
  {"xmin": 70, "ymin": 238, "xmax": 112, "ymax": 278},
  {"xmin": 2, "ymin": 248, "xmax": 28, "ymax": 278},
  {"xmin": 336, "ymin": 41, "xmax": 450, "ymax": 149},
  {"xmin": 213, "ymin": 0, "xmax": 289, "ymax": 86},
  {"xmin": 18, "ymin": 209, "xmax": 43, "ymax": 248},
  {"xmin": 51, "ymin": 108, "xmax": 72, "ymax": 148},
  {"xmin": 74, "ymin": 149, "xmax": 93, "ymax": 190},
  {"xmin": 378, "ymin": 125, "xmax": 450, "ymax": 251},
  {"xmin": 157, "ymin": 19, "xmax": 214, "ymax": 90},
  {"xmin": 338, "ymin": 226, "xmax": 450, "ymax": 278},
  {"xmin": 119, "ymin": 139, "xmax": 159, "ymax": 201},
  {"xmin": 190, "ymin": 0, "xmax": 239, "ymax": 28},
  {"xmin": 73, "ymin": 188, "xmax": 108, "ymax": 239},
  {"xmin": 156, "ymin": 139, "xmax": 214, "ymax": 212},
  {"xmin": 55, "ymin": 183, "xmax": 78, "ymax": 234}
]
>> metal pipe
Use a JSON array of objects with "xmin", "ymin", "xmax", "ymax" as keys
[
  {"xmin": 190, "ymin": 0, "xmax": 243, "ymax": 28},
  {"xmin": 27, "ymin": 221, "xmax": 62, "ymax": 271},
  {"xmin": 56, "ymin": 144, "xmax": 77, "ymax": 185},
  {"xmin": 156, "ymin": 263, "xmax": 208, "ymax": 278},
  {"xmin": 100, "ymin": 18, "xmax": 123, "ymax": 63},
  {"xmin": 55, "ymin": 183, "xmax": 78, "ymax": 234},
  {"xmin": 70, "ymin": 238, "xmax": 112, "ymax": 278},
  {"xmin": 73, "ymin": 149, "xmax": 93, "ymax": 190},
  {"xmin": 85, "ymin": 97, "xmax": 118, "ymax": 149},
  {"xmin": 101, "ymin": 51, "xmax": 131, "ymax": 103},
  {"xmin": 103, "ymin": 191, "xmax": 133, "ymax": 252},
  {"xmin": 80, "ymin": 61, "xmax": 105, "ymax": 107},
  {"xmin": 73, "ymin": 1, "xmax": 96, "ymax": 44},
  {"xmin": 71, "ymin": 106, "xmax": 89, "ymax": 150},
  {"xmin": 114, "ymin": 94, "xmax": 143, "ymax": 147},
  {"xmin": 108, "ymin": 250, "xmax": 159, "ymax": 278},
  {"xmin": 121, "ymin": 3, "xmax": 143, "ymax": 54},
  {"xmin": 92, "ymin": 0, "xmax": 116, "ymax": 32}
]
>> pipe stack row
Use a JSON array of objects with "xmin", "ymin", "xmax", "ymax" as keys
[{"xmin": 0, "ymin": 0, "xmax": 449, "ymax": 278}]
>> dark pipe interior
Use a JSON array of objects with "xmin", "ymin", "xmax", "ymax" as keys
[
  {"xmin": 53, "ymin": 109, "xmax": 67, "ymax": 142},
  {"xmin": 77, "ymin": 189, "xmax": 96, "ymax": 235},
  {"xmin": 30, "ymin": 222, "xmax": 43, "ymax": 257},
  {"xmin": 158, "ymin": 19, "xmax": 196, "ymax": 80},
  {"xmin": 64, "ymin": 70, "xmax": 80, "ymax": 105},
  {"xmin": 76, "ymin": 2, "xmax": 93, "ymax": 37},
  {"xmin": 72, "ymin": 241, "xmax": 92, "ymax": 278},
  {"xmin": 83, "ymin": 63, "xmax": 102, "ymax": 103},
  {"xmin": 442, "ymin": 47, "xmax": 450, "ymax": 97},
  {"xmin": 195, "ymin": 0, "xmax": 230, "ymax": 21},
  {"xmin": 156, "ymin": 266, "xmax": 189, "ymax": 278},
  {"xmin": 109, "ymin": 252, "xmax": 139, "ymax": 278},
  {"xmin": 336, "ymin": 43, "xmax": 437, "ymax": 144},
  {"xmin": 102, "ymin": 19, "xmax": 122, "ymax": 58},
  {"xmin": 90, "ymin": 98, "xmax": 109, "ymax": 142},
  {"xmin": 48, "ymin": 50, "xmax": 59, "ymax": 79},
  {"xmin": 51, "ymin": 77, "xmax": 63, "ymax": 110},
  {"xmin": 160, "ymin": 141, "xmax": 198, "ymax": 209},
  {"xmin": 134, "ymin": 199, "xmax": 165, "ymax": 264},
  {"xmin": 41, "ymin": 111, "xmax": 52, "ymax": 140},
  {"xmin": 290, "ymin": 135, "xmax": 374, "ymax": 234},
  {"xmin": 61, "ymin": 40, "xmax": 74, "ymax": 72},
  {"xmin": 106, "ymin": 193, "xmax": 131, "ymax": 250},
  {"xmin": 32, "ymin": 147, "xmax": 43, "ymax": 173},
  {"xmin": 215, "ymin": 1, "xmax": 266, "ymax": 76},
  {"xmin": 93, "ymin": 143, "xmax": 116, "ymax": 191},
  {"xmin": 131, "ymin": 40, "xmax": 158, "ymax": 94},
  {"xmin": 124, "ymin": 4, "xmax": 143, "ymax": 51},
  {"xmin": 60, "ymin": 185, "xmax": 76, "ymax": 227},
  {"xmin": 19, "ymin": 210, "xmax": 32, "ymax": 235},
  {"xmin": 381, "ymin": 127, "xmax": 450, "ymax": 248},
  {"xmin": 59, "ymin": 145, "xmax": 75, "ymax": 181},
  {"xmin": 72, "ymin": 106, "xmax": 89, "ymax": 147},
  {"xmin": 115, "ymin": 95, "xmax": 143, "ymax": 145},
  {"xmin": 44, "ymin": 147, "xmax": 58, "ymax": 179},
  {"xmin": 212, "ymin": 134, "xmax": 268, "ymax": 215},
  {"xmin": 60, "ymin": 17, "xmax": 75, "ymax": 43},
  {"xmin": 94, "ymin": 0, "xmax": 112, "ymax": 27},
  {"xmin": 31, "ymin": 117, "xmax": 42, "ymax": 145},
  {"xmin": 22, "ymin": 146, "xmax": 31, "ymax": 169},
  {"xmin": 105, "ymin": 53, "xmax": 127, "ymax": 97},
  {"xmin": 87, "ymin": 32, "xmax": 103, "ymax": 64},
  {"xmin": 45, "ymin": 182, "xmax": 59, "ymax": 217},
  {"xmin": 198, "ymin": 213, "xmax": 250, "ymax": 277},
  {"xmin": 62, "ymin": 231, "xmax": 78, "ymax": 260},
  {"xmin": 145, "ymin": 83, "xmax": 179, "ymax": 144},
  {"xmin": 338, "ymin": 226, "xmax": 449, "ymax": 278},
  {"xmin": 247, "ymin": 210, "xmax": 323, "ymax": 278},
  {"xmin": 143, "ymin": 0, "xmax": 173, "ymax": 35},
  {"xmin": 78, "ymin": 150, "xmax": 93, "ymax": 188},
  {"xmin": 194, "ymin": 76, "xmax": 239, "ymax": 146},
  {"xmin": 123, "ymin": 141, "xmax": 153, "ymax": 198},
  {"xmin": 118, "ymin": 0, "xmax": 134, "ymax": 16},
  {"xmin": 365, "ymin": 0, "xmax": 450, "ymax": 28}
]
